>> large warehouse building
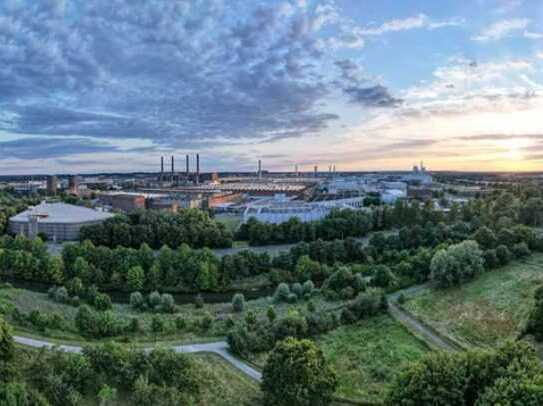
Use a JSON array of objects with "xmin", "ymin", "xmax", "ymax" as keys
[{"xmin": 9, "ymin": 202, "xmax": 114, "ymax": 241}]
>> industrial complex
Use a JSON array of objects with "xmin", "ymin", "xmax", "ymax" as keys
[{"xmin": 1, "ymin": 155, "xmax": 442, "ymax": 234}]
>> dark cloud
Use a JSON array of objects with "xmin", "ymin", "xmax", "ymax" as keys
[
  {"xmin": 0, "ymin": 0, "xmax": 358, "ymax": 155},
  {"xmin": 0, "ymin": 137, "xmax": 118, "ymax": 159},
  {"xmin": 344, "ymin": 85, "xmax": 403, "ymax": 107}
]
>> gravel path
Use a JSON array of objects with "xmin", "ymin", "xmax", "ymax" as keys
[{"xmin": 13, "ymin": 336, "xmax": 262, "ymax": 381}]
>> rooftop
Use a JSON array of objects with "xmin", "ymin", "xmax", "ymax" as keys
[{"xmin": 10, "ymin": 202, "xmax": 114, "ymax": 224}]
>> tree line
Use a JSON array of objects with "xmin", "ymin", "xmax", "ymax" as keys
[{"xmin": 79, "ymin": 208, "xmax": 233, "ymax": 249}]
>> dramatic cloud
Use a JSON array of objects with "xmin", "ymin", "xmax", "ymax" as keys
[
  {"xmin": 0, "ymin": 137, "xmax": 119, "ymax": 159},
  {"xmin": 344, "ymin": 85, "xmax": 403, "ymax": 107},
  {"xmin": 472, "ymin": 18, "xmax": 530, "ymax": 41}
]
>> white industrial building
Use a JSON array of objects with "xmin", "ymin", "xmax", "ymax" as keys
[
  {"xmin": 9, "ymin": 202, "xmax": 114, "ymax": 241},
  {"xmin": 242, "ymin": 196, "xmax": 366, "ymax": 224}
]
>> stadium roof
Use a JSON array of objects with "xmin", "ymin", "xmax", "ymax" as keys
[{"xmin": 10, "ymin": 202, "xmax": 114, "ymax": 224}]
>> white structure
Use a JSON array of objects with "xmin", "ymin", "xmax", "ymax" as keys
[
  {"xmin": 242, "ymin": 196, "xmax": 366, "ymax": 224},
  {"xmin": 9, "ymin": 202, "xmax": 114, "ymax": 241}
]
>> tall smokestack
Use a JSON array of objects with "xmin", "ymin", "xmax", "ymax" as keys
[
  {"xmin": 186, "ymin": 154, "xmax": 190, "ymax": 177},
  {"xmin": 258, "ymin": 160, "xmax": 262, "ymax": 180},
  {"xmin": 295, "ymin": 164, "xmax": 298, "ymax": 177},
  {"xmin": 314, "ymin": 165, "xmax": 318, "ymax": 178},
  {"xmin": 160, "ymin": 156, "xmax": 164, "ymax": 181},
  {"xmin": 196, "ymin": 153, "xmax": 200, "ymax": 184},
  {"xmin": 171, "ymin": 156, "xmax": 174, "ymax": 182}
]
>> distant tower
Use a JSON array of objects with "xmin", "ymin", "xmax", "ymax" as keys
[
  {"xmin": 314, "ymin": 165, "xmax": 318, "ymax": 178},
  {"xmin": 68, "ymin": 175, "xmax": 80, "ymax": 196},
  {"xmin": 333, "ymin": 165, "xmax": 336, "ymax": 173},
  {"xmin": 171, "ymin": 156, "xmax": 175, "ymax": 182},
  {"xmin": 295, "ymin": 164, "xmax": 299, "ymax": 177},
  {"xmin": 160, "ymin": 156, "xmax": 164, "ymax": 181},
  {"xmin": 186, "ymin": 155, "xmax": 190, "ymax": 178},
  {"xmin": 196, "ymin": 153, "xmax": 200, "ymax": 185},
  {"xmin": 258, "ymin": 160, "xmax": 262, "ymax": 180},
  {"xmin": 46, "ymin": 175, "xmax": 57, "ymax": 195}
]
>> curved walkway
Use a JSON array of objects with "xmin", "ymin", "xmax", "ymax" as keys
[
  {"xmin": 13, "ymin": 336, "xmax": 262, "ymax": 381},
  {"xmin": 386, "ymin": 283, "xmax": 464, "ymax": 352}
]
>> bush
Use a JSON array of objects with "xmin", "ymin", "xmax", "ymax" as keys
[
  {"xmin": 267, "ymin": 306, "xmax": 277, "ymax": 323},
  {"xmin": 512, "ymin": 242, "xmax": 531, "ymax": 258},
  {"xmin": 273, "ymin": 283, "xmax": 291, "ymax": 303},
  {"xmin": 232, "ymin": 293, "xmax": 245, "ymax": 313},
  {"xmin": 53, "ymin": 286, "xmax": 69, "ymax": 303},
  {"xmin": 151, "ymin": 316, "xmax": 165, "ymax": 333},
  {"xmin": 302, "ymin": 280, "xmax": 315, "ymax": 296},
  {"xmin": 262, "ymin": 338, "xmax": 337, "ymax": 406},
  {"xmin": 306, "ymin": 300, "xmax": 316, "ymax": 313},
  {"xmin": 483, "ymin": 249, "xmax": 499, "ymax": 270},
  {"xmin": 130, "ymin": 291, "xmax": 145, "ymax": 310},
  {"xmin": 160, "ymin": 294, "xmax": 175, "ymax": 313},
  {"xmin": 291, "ymin": 283, "xmax": 304, "ymax": 299},
  {"xmin": 244, "ymin": 311, "xmax": 257, "ymax": 327},
  {"xmin": 194, "ymin": 294, "xmax": 204, "ymax": 309},
  {"xmin": 93, "ymin": 293, "xmax": 112, "ymax": 311},
  {"xmin": 272, "ymin": 314, "xmax": 308, "ymax": 341},
  {"xmin": 199, "ymin": 313, "xmax": 213, "ymax": 330},
  {"xmin": 496, "ymin": 244, "xmax": 512, "ymax": 266},
  {"xmin": 128, "ymin": 317, "xmax": 141, "ymax": 333},
  {"xmin": 148, "ymin": 291, "xmax": 162, "ymax": 309},
  {"xmin": 175, "ymin": 317, "xmax": 186, "ymax": 330}
]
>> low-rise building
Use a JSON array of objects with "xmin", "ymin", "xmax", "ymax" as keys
[{"xmin": 9, "ymin": 202, "xmax": 114, "ymax": 241}]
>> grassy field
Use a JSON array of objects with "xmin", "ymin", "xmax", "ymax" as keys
[
  {"xmin": 247, "ymin": 314, "xmax": 428, "ymax": 403},
  {"xmin": 215, "ymin": 213, "xmax": 242, "ymax": 233},
  {"xmin": 403, "ymin": 255, "xmax": 543, "ymax": 348},
  {"xmin": 194, "ymin": 353, "xmax": 262, "ymax": 405},
  {"xmin": 318, "ymin": 314, "xmax": 428, "ymax": 402},
  {"xmin": 0, "ymin": 285, "xmax": 344, "ymax": 344}
]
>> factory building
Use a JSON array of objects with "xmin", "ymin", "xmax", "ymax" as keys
[
  {"xmin": 242, "ymin": 196, "xmax": 366, "ymax": 224},
  {"xmin": 9, "ymin": 202, "xmax": 114, "ymax": 242}
]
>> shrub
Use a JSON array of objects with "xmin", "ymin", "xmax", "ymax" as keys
[
  {"xmin": 160, "ymin": 294, "xmax": 175, "ymax": 313},
  {"xmin": 54, "ymin": 286, "xmax": 69, "ymax": 303},
  {"xmin": 273, "ymin": 283, "xmax": 291, "ymax": 303},
  {"xmin": 483, "ymin": 249, "xmax": 499, "ymax": 270},
  {"xmin": 496, "ymin": 244, "xmax": 512, "ymax": 266},
  {"xmin": 199, "ymin": 313, "xmax": 213, "ymax": 330},
  {"xmin": 151, "ymin": 316, "xmax": 165, "ymax": 333},
  {"xmin": 272, "ymin": 314, "xmax": 308, "ymax": 341},
  {"xmin": 262, "ymin": 338, "xmax": 337, "ymax": 406},
  {"xmin": 267, "ymin": 306, "xmax": 277, "ymax": 323},
  {"xmin": 512, "ymin": 242, "xmax": 531, "ymax": 258},
  {"xmin": 175, "ymin": 317, "xmax": 186, "ymax": 330},
  {"xmin": 302, "ymin": 280, "xmax": 315, "ymax": 296},
  {"xmin": 130, "ymin": 291, "xmax": 145, "ymax": 310},
  {"xmin": 148, "ymin": 291, "xmax": 162, "ymax": 309},
  {"xmin": 128, "ymin": 317, "xmax": 141, "ymax": 333},
  {"xmin": 232, "ymin": 293, "xmax": 245, "ymax": 313},
  {"xmin": 291, "ymin": 283, "xmax": 304, "ymax": 299},
  {"xmin": 306, "ymin": 300, "xmax": 316, "ymax": 313},
  {"xmin": 194, "ymin": 294, "xmax": 204, "ymax": 309},
  {"xmin": 287, "ymin": 293, "xmax": 298, "ymax": 303},
  {"xmin": 244, "ymin": 310, "xmax": 257, "ymax": 327},
  {"xmin": 94, "ymin": 293, "xmax": 112, "ymax": 311}
]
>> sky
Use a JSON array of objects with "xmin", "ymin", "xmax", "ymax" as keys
[{"xmin": 0, "ymin": 0, "xmax": 542, "ymax": 174}]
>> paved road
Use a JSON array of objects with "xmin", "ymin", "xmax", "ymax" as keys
[{"xmin": 13, "ymin": 336, "xmax": 262, "ymax": 381}]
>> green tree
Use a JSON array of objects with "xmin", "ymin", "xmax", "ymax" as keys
[
  {"xmin": 430, "ymin": 240, "xmax": 484, "ymax": 288},
  {"xmin": 262, "ymin": 338, "xmax": 337, "ymax": 406},
  {"xmin": 127, "ymin": 265, "xmax": 145, "ymax": 291}
]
